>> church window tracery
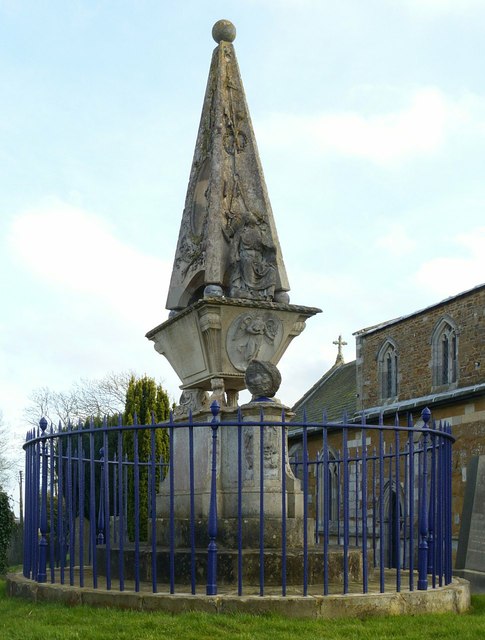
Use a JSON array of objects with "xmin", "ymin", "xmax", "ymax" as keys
[
  {"xmin": 378, "ymin": 339, "xmax": 399, "ymax": 401},
  {"xmin": 432, "ymin": 317, "xmax": 458, "ymax": 387}
]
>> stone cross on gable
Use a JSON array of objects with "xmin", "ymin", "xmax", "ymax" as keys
[{"xmin": 333, "ymin": 335, "xmax": 347, "ymax": 366}]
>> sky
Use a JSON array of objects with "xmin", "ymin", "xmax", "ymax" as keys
[{"xmin": 1, "ymin": 1, "xmax": 485, "ymax": 506}]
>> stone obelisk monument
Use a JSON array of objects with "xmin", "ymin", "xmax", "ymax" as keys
[{"xmin": 146, "ymin": 20, "xmax": 320, "ymax": 541}]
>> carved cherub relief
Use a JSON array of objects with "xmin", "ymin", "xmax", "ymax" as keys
[{"xmin": 226, "ymin": 313, "xmax": 283, "ymax": 371}]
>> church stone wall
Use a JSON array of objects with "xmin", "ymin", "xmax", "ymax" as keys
[{"xmin": 356, "ymin": 286, "xmax": 484, "ymax": 410}]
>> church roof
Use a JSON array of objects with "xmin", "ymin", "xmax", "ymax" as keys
[
  {"xmin": 354, "ymin": 282, "xmax": 485, "ymax": 338},
  {"xmin": 291, "ymin": 360, "xmax": 357, "ymax": 425}
]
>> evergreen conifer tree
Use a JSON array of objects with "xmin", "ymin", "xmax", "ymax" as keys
[{"xmin": 123, "ymin": 376, "xmax": 169, "ymax": 541}]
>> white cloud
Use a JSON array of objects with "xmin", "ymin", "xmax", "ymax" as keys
[
  {"xmin": 414, "ymin": 227, "xmax": 485, "ymax": 297},
  {"xmin": 7, "ymin": 200, "xmax": 172, "ymax": 324},
  {"xmin": 258, "ymin": 87, "xmax": 484, "ymax": 165}
]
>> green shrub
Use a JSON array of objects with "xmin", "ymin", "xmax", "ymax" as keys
[{"xmin": 0, "ymin": 489, "xmax": 14, "ymax": 575}]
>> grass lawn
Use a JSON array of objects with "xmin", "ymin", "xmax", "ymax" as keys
[{"xmin": 1, "ymin": 579, "xmax": 485, "ymax": 640}]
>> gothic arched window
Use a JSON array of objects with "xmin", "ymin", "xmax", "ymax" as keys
[
  {"xmin": 378, "ymin": 339, "xmax": 399, "ymax": 401},
  {"xmin": 432, "ymin": 317, "xmax": 458, "ymax": 387}
]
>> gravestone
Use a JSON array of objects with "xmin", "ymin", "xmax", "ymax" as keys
[{"xmin": 455, "ymin": 456, "xmax": 485, "ymax": 592}]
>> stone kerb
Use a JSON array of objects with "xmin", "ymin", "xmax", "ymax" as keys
[{"xmin": 6, "ymin": 572, "xmax": 471, "ymax": 618}]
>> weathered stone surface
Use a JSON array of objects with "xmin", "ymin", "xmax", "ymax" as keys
[
  {"xmin": 147, "ymin": 298, "xmax": 320, "ymax": 393},
  {"xmin": 149, "ymin": 517, "xmax": 313, "ymax": 549},
  {"xmin": 36, "ymin": 582, "xmax": 82, "ymax": 606},
  {"xmin": 155, "ymin": 403, "xmax": 305, "ymax": 526},
  {"xmin": 212, "ymin": 19, "xmax": 236, "ymax": 44},
  {"xmin": 82, "ymin": 588, "xmax": 143, "ymax": 610},
  {"xmin": 456, "ymin": 455, "xmax": 485, "ymax": 573},
  {"xmin": 245, "ymin": 360, "xmax": 281, "ymax": 399},
  {"xmin": 97, "ymin": 545, "xmax": 362, "ymax": 586},
  {"xmin": 455, "ymin": 455, "xmax": 485, "ymax": 591},
  {"xmin": 6, "ymin": 572, "xmax": 472, "ymax": 618},
  {"xmin": 165, "ymin": 27, "xmax": 290, "ymax": 311}
]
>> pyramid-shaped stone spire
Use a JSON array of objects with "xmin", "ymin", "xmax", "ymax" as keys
[{"xmin": 166, "ymin": 20, "xmax": 290, "ymax": 311}]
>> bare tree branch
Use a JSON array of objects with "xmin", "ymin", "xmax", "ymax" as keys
[{"xmin": 23, "ymin": 371, "xmax": 136, "ymax": 427}]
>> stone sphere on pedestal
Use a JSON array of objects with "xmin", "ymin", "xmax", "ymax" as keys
[{"xmin": 245, "ymin": 360, "xmax": 281, "ymax": 400}]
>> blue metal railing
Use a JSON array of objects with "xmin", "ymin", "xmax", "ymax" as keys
[{"xmin": 22, "ymin": 405, "xmax": 454, "ymax": 596}]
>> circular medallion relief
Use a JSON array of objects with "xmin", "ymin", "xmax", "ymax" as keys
[{"xmin": 226, "ymin": 312, "xmax": 283, "ymax": 372}]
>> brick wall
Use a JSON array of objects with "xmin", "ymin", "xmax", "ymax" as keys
[{"xmin": 356, "ymin": 286, "xmax": 485, "ymax": 409}]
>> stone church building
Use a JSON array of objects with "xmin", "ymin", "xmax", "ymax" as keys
[{"xmin": 290, "ymin": 282, "xmax": 485, "ymax": 541}]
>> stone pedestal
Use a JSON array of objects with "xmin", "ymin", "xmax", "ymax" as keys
[{"xmin": 155, "ymin": 400, "xmax": 308, "ymax": 547}]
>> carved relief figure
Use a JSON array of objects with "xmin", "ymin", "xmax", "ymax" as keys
[
  {"xmin": 263, "ymin": 425, "xmax": 280, "ymax": 474},
  {"xmin": 173, "ymin": 389, "xmax": 209, "ymax": 418},
  {"xmin": 243, "ymin": 428, "xmax": 254, "ymax": 480},
  {"xmin": 208, "ymin": 377, "xmax": 226, "ymax": 407},
  {"xmin": 228, "ymin": 211, "xmax": 277, "ymax": 301},
  {"xmin": 227, "ymin": 314, "xmax": 282, "ymax": 371}
]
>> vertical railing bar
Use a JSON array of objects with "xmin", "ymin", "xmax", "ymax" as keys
[
  {"xmin": 103, "ymin": 421, "xmax": 111, "ymax": 590},
  {"xmin": 314, "ymin": 446, "xmax": 320, "ymax": 546},
  {"xmin": 58, "ymin": 424, "xmax": 66, "ymax": 584},
  {"xmin": 343, "ymin": 420, "xmax": 349, "ymax": 594},
  {"xmin": 133, "ymin": 417, "xmax": 140, "ymax": 593},
  {"xmin": 428, "ymin": 421, "xmax": 436, "ymax": 588},
  {"xmin": 117, "ymin": 417, "xmax": 125, "ymax": 591},
  {"xmin": 361, "ymin": 421, "xmax": 368, "ymax": 594},
  {"xmin": 237, "ymin": 409, "xmax": 243, "ymax": 596},
  {"xmin": 394, "ymin": 415, "xmax": 401, "ymax": 591},
  {"xmin": 259, "ymin": 411, "xmax": 265, "ymax": 597},
  {"xmin": 337, "ymin": 451, "xmax": 341, "ymax": 544},
  {"xmin": 169, "ymin": 417, "xmax": 175, "ymax": 594},
  {"xmin": 372, "ymin": 447, "xmax": 377, "ymax": 569},
  {"xmin": 37, "ymin": 418, "xmax": 48, "ymax": 583},
  {"xmin": 67, "ymin": 422, "xmax": 75, "ymax": 586},
  {"xmin": 408, "ymin": 414, "xmax": 415, "ymax": 591},
  {"xmin": 89, "ymin": 419, "xmax": 97, "ymax": 588},
  {"xmin": 49, "ymin": 426, "xmax": 55, "ymax": 583},
  {"xmin": 188, "ymin": 414, "xmax": 196, "ymax": 595},
  {"xmin": 123, "ymin": 453, "xmax": 128, "ymax": 548},
  {"xmin": 403, "ymin": 437, "xmax": 408, "ymax": 570},
  {"xmin": 77, "ymin": 425, "xmax": 85, "ymax": 587},
  {"xmin": 281, "ymin": 409, "xmax": 287, "ymax": 597},
  {"xmin": 378, "ymin": 417, "xmax": 385, "ymax": 593},
  {"xmin": 446, "ymin": 422, "xmax": 453, "ymax": 584},
  {"xmin": 372, "ymin": 447, "xmax": 377, "ymax": 568},
  {"xmin": 97, "ymin": 446, "xmax": 105, "ymax": 552},
  {"xmin": 436, "ymin": 421, "xmax": 443, "ymax": 587},
  {"xmin": 322, "ymin": 416, "xmax": 329, "ymax": 596},
  {"xmin": 150, "ymin": 413, "xmax": 158, "ymax": 594},
  {"xmin": 33, "ymin": 431, "xmax": 40, "ymax": 581},
  {"xmin": 113, "ymin": 451, "xmax": 118, "ymax": 546},
  {"xmin": 303, "ymin": 420, "xmax": 308, "ymax": 597},
  {"xmin": 355, "ymin": 446, "xmax": 360, "ymax": 548},
  {"xmin": 387, "ymin": 443, "xmax": 393, "ymax": 570},
  {"xmin": 22, "ymin": 433, "xmax": 31, "ymax": 579},
  {"xmin": 206, "ymin": 402, "xmax": 220, "ymax": 596}
]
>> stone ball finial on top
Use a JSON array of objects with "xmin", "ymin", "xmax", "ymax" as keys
[
  {"xmin": 212, "ymin": 19, "xmax": 236, "ymax": 43},
  {"xmin": 245, "ymin": 360, "xmax": 281, "ymax": 401}
]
